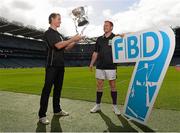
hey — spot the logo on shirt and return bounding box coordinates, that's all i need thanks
[111,27,175,124]
[108,39,113,46]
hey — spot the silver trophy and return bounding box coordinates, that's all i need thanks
[71,6,89,36]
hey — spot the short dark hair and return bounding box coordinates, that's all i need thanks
[104,20,114,27]
[48,13,60,24]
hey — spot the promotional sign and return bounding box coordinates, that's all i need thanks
[112,27,175,124]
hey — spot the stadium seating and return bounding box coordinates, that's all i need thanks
[0,27,180,68]
[0,33,95,68]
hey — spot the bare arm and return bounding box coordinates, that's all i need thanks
[89,52,98,72]
[65,42,76,51]
[54,35,82,49]
[54,38,74,49]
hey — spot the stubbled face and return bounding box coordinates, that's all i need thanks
[52,15,61,28]
[103,22,113,33]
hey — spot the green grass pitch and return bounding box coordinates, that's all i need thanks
[0,66,180,111]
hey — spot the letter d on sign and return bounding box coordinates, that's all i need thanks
[112,27,175,125]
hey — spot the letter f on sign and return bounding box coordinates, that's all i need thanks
[114,38,124,60]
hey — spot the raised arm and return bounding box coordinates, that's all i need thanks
[55,35,82,49]
[65,42,76,51]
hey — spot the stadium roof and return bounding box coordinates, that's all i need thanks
[0,17,44,41]
[0,16,97,44]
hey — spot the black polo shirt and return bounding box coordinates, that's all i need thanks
[94,33,117,70]
[44,27,65,68]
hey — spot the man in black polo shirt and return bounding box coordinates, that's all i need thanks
[38,13,82,124]
[89,20,120,115]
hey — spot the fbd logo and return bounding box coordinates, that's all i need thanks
[112,27,175,124]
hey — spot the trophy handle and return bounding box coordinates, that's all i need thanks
[81,24,88,35]
[80,5,89,35]
[73,18,79,34]
[84,5,88,19]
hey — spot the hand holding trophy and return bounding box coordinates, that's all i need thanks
[71,34,83,42]
[71,6,89,43]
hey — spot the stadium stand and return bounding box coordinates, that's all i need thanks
[172,27,180,65]
[0,16,180,68]
[0,33,46,68]
[0,33,95,68]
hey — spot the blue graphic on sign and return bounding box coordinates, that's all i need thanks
[112,27,175,124]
